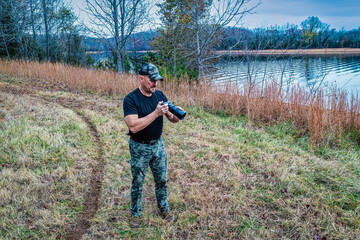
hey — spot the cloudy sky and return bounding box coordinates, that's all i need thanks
[241,0,360,30]
[71,0,360,30]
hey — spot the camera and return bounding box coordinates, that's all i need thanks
[163,101,186,120]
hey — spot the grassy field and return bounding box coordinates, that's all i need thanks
[0,72,359,239]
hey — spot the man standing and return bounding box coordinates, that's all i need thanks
[123,63,183,228]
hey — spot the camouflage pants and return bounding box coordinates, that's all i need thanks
[129,138,169,217]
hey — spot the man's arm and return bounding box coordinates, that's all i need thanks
[165,105,185,123]
[124,101,169,134]
[165,112,180,123]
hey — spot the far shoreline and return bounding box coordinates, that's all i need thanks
[215,48,360,57]
[87,48,360,57]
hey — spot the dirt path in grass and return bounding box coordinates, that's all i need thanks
[53,98,105,240]
[0,83,105,240]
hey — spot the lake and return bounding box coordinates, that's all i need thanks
[213,55,360,95]
[90,51,360,95]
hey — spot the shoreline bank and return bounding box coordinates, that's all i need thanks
[87,48,360,57]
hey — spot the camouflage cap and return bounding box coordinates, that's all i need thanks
[138,63,163,81]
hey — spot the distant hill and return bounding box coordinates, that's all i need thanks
[84,30,159,52]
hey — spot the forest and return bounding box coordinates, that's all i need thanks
[1,0,360,77]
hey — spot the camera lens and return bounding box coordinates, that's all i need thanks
[163,101,186,120]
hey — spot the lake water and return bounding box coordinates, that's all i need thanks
[90,51,360,95]
[213,56,360,95]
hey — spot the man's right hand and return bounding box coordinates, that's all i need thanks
[154,101,169,117]
[124,101,169,134]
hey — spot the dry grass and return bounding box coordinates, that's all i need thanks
[0,72,359,239]
[0,59,137,96]
[1,59,359,147]
[0,91,97,239]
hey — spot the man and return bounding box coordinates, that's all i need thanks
[123,63,183,228]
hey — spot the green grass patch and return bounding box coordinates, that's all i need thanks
[0,91,97,239]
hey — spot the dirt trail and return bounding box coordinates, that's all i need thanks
[0,84,105,240]
[55,99,105,240]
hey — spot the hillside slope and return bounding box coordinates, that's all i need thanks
[0,74,359,239]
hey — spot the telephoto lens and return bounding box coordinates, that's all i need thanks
[163,101,186,120]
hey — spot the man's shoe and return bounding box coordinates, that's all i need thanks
[129,216,141,228]
[161,211,175,221]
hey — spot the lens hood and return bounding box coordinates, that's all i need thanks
[163,101,186,120]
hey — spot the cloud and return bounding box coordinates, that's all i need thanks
[257,0,312,16]
[243,0,360,30]
[258,0,360,17]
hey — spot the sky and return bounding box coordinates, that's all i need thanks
[241,0,360,30]
[71,0,360,31]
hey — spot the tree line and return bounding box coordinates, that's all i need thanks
[220,17,360,50]
[0,0,259,78]
[0,0,91,66]
[1,0,359,80]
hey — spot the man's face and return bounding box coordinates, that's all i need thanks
[140,75,158,94]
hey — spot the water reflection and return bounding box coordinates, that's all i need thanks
[214,56,360,94]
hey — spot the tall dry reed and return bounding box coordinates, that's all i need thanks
[1,59,359,146]
[0,59,138,96]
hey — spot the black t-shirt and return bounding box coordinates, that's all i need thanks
[123,88,168,142]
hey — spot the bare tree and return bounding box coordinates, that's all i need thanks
[29,0,42,59]
[155,0,260,80]
[84,0,148,72]
[0,0,13,59]
[57,6,84,64]
[1,0,45,59]
[0,0,32,59]
[0,25,11,59]
[39,0,70,62]
[40,0,51,60]
[196,0,259,77]
[0,0,88,64]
